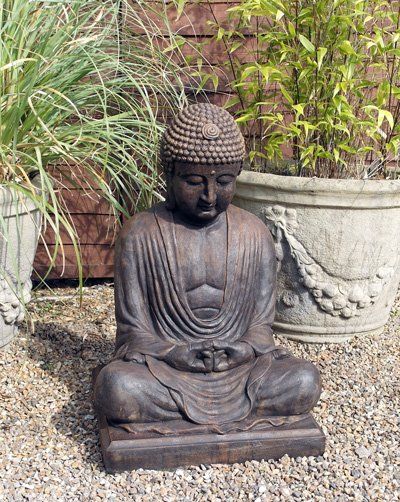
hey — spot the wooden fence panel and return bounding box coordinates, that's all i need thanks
[33,184,118,280]
[31,1,288,280]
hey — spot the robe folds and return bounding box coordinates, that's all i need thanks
[114,203,278,425]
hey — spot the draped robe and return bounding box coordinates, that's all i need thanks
[114,203,279,425]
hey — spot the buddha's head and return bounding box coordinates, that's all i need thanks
[160,103,246,224]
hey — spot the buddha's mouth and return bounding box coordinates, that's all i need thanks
[198,203,215,211]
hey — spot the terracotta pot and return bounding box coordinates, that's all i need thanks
[0,177,42,348]
[234,170,400,343]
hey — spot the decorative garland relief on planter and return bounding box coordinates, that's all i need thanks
[0,271,32,325]
[262,205,396,319]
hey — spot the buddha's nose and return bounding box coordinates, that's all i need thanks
[201,181,217,205]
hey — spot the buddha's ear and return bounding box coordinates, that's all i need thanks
[238,161,243,175]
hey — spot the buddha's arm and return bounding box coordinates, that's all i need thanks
[114,225,175,359]
[241,228,277,355]
[114,224,215,372]
[210,225,277,372]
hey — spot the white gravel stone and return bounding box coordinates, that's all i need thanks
[355,446,372,459]
[0,284,399,501]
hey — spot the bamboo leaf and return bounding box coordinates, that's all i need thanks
[236,112,255,123]
[292,104,305,116]
[298,35,315,53]
[241,65,259,79]
[287,21,296,38]
[378,109,394,129]
[279,84,294,105]
[317,47,327,70]
[339,40,356,55]
[217,27,225,41]
[229,41,242,53]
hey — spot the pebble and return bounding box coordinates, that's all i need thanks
[355,446,372,459]
[258,484,266,494]
[0,284,398,501]
[351,469,362,479]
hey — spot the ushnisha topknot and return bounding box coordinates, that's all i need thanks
[160,103,246,173]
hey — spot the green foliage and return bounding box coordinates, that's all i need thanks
[182,0,400,178]
[0,0,186,283]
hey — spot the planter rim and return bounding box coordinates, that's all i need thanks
[236,170,400,208]
[0,175,42,214]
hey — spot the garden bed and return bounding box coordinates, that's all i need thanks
[0,284,398,500]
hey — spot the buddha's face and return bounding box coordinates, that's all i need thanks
[169,162,242,224]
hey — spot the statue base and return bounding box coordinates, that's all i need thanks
[95,412,325,472]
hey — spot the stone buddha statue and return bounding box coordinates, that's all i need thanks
[94,103,321,436]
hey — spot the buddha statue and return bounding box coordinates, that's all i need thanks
[94,103,321,438]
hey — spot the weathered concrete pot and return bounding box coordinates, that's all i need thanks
[0,179,42,348]
[234,171,400,343]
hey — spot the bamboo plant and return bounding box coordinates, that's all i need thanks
[183,0,400,178]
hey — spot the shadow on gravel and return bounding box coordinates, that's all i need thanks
[26,322,114,470]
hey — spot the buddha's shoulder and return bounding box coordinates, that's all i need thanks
[118,204,162,242]
[228,205,271,236]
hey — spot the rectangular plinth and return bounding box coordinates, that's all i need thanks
[97,413,325,472]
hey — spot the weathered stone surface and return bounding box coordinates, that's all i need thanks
[94,104,323,469]
[234,171,400,342]
[0,177,42,347]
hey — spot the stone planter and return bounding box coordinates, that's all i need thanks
[0,178,42,348]
[234,171,400,343]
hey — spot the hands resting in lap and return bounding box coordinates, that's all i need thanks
[164,340,255,372]
[113,340,257,372]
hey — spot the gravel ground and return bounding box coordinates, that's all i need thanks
[0,283,399,501]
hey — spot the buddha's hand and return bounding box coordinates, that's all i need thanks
[112,343,145,364]
[212,341,255,372]
[163,341,214,373]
